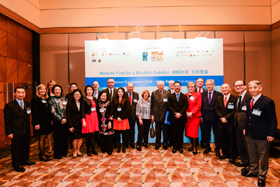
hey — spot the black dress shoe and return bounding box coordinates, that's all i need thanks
[136,146,141,151]
[193,151,197,155]
[241,166,250,176]
[215,151,221,158]
[244,173,258,178]
[258,178,265,187]
[117,148,121,153]
[155,145,160,150]
[39,155,52,161]
[234,162,246,167]
[179,149,184,154]
[91,150,98,155]
[203,149,210,154]
[143,143,148,148]
[122,148,126,153]
[188,147,193,151]
[172,148,177,153]
[163,145,168,150]
[108,152,112,155]
[14,165,25,172]
[130,144,135,149]
[219,155,225,159]
[22,160,36,166]
[229,158,235,164]
[200,143,205,149]
[54,155,62,159]
[87,152,91,156]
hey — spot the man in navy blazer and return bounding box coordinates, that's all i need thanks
[201,79,222,157]
[243,80,277,187]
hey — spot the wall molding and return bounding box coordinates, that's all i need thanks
[272,20,280,30]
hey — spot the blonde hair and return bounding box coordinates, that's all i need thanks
[187,82,196,88]
[47,80,57,92]
[36,84,49,98]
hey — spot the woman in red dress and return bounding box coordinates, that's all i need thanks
[113,87,130,153]
[185,82,202,155]
[81,85,99,156]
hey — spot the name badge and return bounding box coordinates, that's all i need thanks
[133,99,138,103]
[227,104,234,109]
[241,105,247,111]
[42,100,47,103]
[91,107,96,112]
[27,109,31,115]
[117,107,122,112]
[189,96,195,101]
[147,102,150,106]
[163,98,168,102]
[63,101,67,105]
[99,108,105,113]
[252,109,262,116]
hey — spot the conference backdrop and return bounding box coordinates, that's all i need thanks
[85,39,223,143]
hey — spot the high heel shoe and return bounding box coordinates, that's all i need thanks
[136,146,141,151]
[193,151,197,155]
[117,148,121,153]
[39,154,52,161]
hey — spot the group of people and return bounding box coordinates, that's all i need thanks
[4,78,277,187]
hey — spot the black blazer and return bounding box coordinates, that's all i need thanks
[151,89,170,122]
[245,95,277,140]
[201,90,222,121]
[113,98,130,120]
[81,97,98,118]
[65,92,73,101]
[215,94,237,130]
[234,91,251,131]
[66,99,82,128]
[4,100,31,136]
[93,91,101,100]
[103,88,118,103]
[124,91,139,121]
[167,92,188,123]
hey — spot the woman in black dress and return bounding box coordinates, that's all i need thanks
[31,84,52,161]
[98,90,114,155]
[66,89,84,158]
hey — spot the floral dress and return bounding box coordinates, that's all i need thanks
[98,101,114,135]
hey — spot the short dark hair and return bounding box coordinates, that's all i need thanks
[52,85,63,96]
[70,83,78,87]
[84,85,94,96]
[98,90,108,102]
[72,89,83,101]
[14,86,25,93]
[174,81,181,86]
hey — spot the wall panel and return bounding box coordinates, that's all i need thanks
[156,32,185,39]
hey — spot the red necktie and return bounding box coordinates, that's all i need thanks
[199,89,201,94]
[129,94,132,105]
[224,96,227,107]
[250,99,254,110]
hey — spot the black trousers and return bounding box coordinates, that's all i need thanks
[11,131,30,167]
[116,130,127,148]
[53,120,69,157]
[126,117,136,146]
[155,122,168,146]
[137,119,151,146]
[236,126,249,165]
[171,121,185,150]
[199,120,205,145]
[101,134,113,153]
[204,120,221,151]
[218,123,237,159]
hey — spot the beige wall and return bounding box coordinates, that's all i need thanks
[272,0,280,23]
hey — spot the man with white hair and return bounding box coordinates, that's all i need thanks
[151,81,170,150]
[242,80,277,187]
[92,81,100,99]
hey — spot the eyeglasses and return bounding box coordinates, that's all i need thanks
[234,84,244,88]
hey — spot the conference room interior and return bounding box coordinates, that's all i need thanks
[1,1,280,186]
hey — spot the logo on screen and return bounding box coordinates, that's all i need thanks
[151,51,163,61]
[98,59,101,62]
[92,59,96,62]
[142,52,148,62]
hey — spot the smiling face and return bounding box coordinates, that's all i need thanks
[86,87,93,96]
[249,82,262,97]
[127,83,134,93]
[107,79,115,89]
[118,89,124,98]
[15,88,26,101]
[206,80,214,91]
[221,84,231,95]
[73,91,81,101]
[100,92,107,102]
[157,82,164,92]
[54,86,62,97]
[196,78,204,88]
[174,83,181,93]
[234,80,246,94]
[39,86,47,97]
[70,84,78,92]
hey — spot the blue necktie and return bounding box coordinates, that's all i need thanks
[208,92,212,105]
[176,93,179,102]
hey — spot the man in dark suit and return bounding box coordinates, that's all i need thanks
[93,81,101,100]
[195,78,207,148]
[243,80,277,187]
[65,83,78,101]
[124,83,139,148]
[151,81,170,150]
[215,83,237,162]
[167,81,188,154]
[201,79,222,157]
[166,80,175,147]
[4,87,36,172]
[233,80,251,171]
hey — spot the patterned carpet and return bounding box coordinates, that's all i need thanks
[1,142,280,187]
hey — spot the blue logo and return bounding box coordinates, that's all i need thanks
[142,52,148,62]
[92,59,96,62]
[176,54,179,57]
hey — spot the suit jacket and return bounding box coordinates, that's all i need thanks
[103,88,118,103]
[93,91,101,100]
[124,91,139,121]
[167,92,188,123]
[234,91,251,131]
[186,92,202,118]
[113,98,130,120]
[201,90,222,121]
[4,100,31,136]
[151,89,170,122]
[195,87,207,93]
[66,99,82,128]
[215,94,237,130]
[245,95,277,140]
[65,92,73,101]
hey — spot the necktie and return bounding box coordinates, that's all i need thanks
[176,93,179,102]
[250,98,254,110]
[20,101,24,110]
[160,92,163,98]
[94,92,97,99]
[224,96,227,107]
[199,89,201,94]
[238,96,242,110]
[208,92,212,105]
[129,93,132,105]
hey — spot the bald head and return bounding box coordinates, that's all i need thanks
[127,83,134,93]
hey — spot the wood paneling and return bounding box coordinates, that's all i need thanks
[0,29,7,57]
[18,49,32,63]
[7,58,17,83]
[0,56,7,82]
[6,19,17,35]
[18,26,32,42]
[0,14,6,31]
[18,37,32,53]
[0,134,10,148]
[17,61,32,83]
[7,33,17,59]
[0,85,5,110]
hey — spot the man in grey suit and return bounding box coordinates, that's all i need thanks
[233,80,251,171]
[151,81,170,150]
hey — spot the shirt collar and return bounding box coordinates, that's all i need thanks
[208,90,214,94]
[252,93,262,102]
[15,98,23,106]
